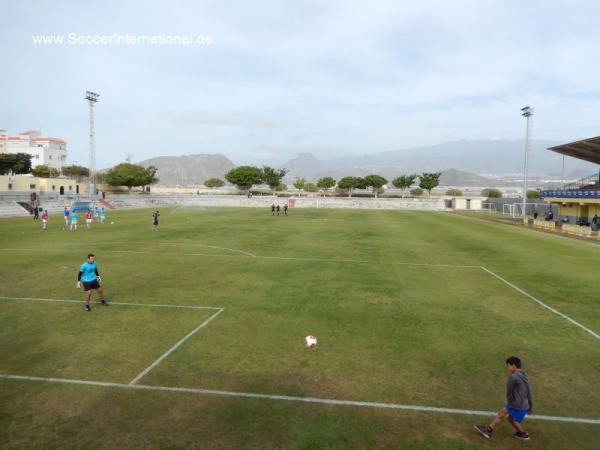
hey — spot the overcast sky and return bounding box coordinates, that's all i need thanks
[1,0,599,167]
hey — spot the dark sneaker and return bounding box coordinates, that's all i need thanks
[85,304,91,312]
[513,431,530,441]
[474,424,492,439]
[100,299,109,306]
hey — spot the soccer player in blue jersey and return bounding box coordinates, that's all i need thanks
[77,253,108,311]
[70,210,78,231]
[61,206,70,231]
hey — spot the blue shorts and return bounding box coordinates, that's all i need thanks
[506,404,528,423]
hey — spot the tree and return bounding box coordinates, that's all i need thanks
[354,177,368,190]
[61,165,90,180]
[32,165,60,178]
[293,177,306,191]
[391,174,417,196]
[527,190,540,199]
[224,166,263,192]
[418,172,441,196]
[446,188,463,196]
[0,153,32,175]
[204,178,225,188]
[338,176,360,197]
[410,187,424,197]
[261,166,289,191]
[105,163,158,193]
[364,174,387,197]
[304,182,318,192]
[316,177,336,192]
[481,188,502,198]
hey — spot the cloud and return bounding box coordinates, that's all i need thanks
[0,0,599,168]
[168,111,287,129]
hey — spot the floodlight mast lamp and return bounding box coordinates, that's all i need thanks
[85,91,99,195]
[521,106,533,218]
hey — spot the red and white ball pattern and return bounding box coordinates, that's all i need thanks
[305,335,317,349]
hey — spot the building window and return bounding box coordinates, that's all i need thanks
[35,154,39,159]
[69,186,72,190]
[8,183,12,190]
[52,185,56,191]
[49,155,52,160]
[30,184,36,189]
[38,144,43,147]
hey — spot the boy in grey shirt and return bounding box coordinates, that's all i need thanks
[475,356,532,441]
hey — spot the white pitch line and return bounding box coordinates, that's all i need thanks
[128,308,224,385]
[481,267,600,340]
[159,242,257,258]
[105,249,478,268]
[1,374,599,425]
[0,296,222,311]
[0,247,478,268]
[256,254,480,268]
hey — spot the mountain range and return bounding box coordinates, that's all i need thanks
[137,154,235,185]
[131,139,597,186]
[280,139,597,181]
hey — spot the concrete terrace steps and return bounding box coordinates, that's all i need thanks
[0,202,31,217]
[91,195,448,211]
[1,195,448,217]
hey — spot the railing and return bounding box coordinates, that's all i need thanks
[540,190,600,199]
[0,192,91,202]
[563,172,599,191]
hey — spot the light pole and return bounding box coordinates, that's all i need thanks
[521,106,533,218]
[85,91,99,196]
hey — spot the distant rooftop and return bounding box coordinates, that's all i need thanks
[548,136,600,165]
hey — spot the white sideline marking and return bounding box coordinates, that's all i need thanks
[1,374,599,425]
[159,242,256,257]
[0,296,221,311]
[128,308,224,385]
[481,267,600,340]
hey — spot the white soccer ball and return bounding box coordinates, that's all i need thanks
[305,335,317,349]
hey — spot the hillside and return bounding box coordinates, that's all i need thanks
[281,139,597,179]
[137,154,235,185]
[439,169,493,187]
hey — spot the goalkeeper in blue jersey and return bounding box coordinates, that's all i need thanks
[77,253,108,311]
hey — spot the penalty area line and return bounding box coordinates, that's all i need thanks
[128,308,224,385]
[1,374,599,425]
[0,296,222,311]
[108,249,479,268]
[159,242,257,258]
[480,267,600,341]
[0,248,478,268]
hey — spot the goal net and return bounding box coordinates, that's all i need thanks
[502,203,547,218]
[481,203,497,213]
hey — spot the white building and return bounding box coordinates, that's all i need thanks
[0,130,67,169]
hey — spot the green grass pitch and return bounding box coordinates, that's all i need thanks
[1,207,599,449]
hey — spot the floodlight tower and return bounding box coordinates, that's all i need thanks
[85,91,100,195]
[521,106,534,218]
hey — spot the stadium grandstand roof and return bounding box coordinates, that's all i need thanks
[548,136,600,165]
